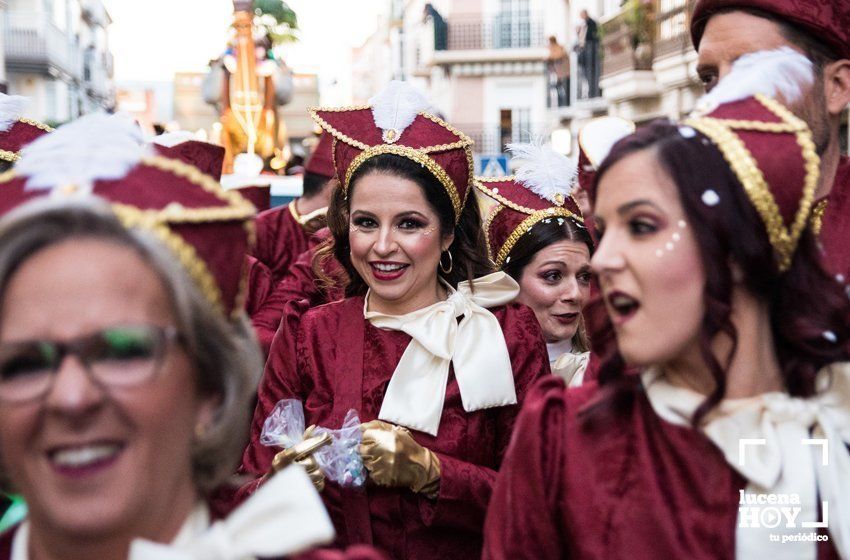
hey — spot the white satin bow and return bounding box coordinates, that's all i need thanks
[128,465,335,560]
[643,364,850,560]
[365,271,520,436]
[552,351,590,387]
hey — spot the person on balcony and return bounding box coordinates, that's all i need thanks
[574,9,601,99]
[547,37,571,107]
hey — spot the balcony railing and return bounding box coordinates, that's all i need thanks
[5,12,81,78]
[442,12,546,51]
[654,0,696,59]
[455,123,548,155]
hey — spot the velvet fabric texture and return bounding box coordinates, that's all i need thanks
[482,376,841,559]
[245,255,274,317]
[251,203,314,283]
[0,121,50,161]
[250,228,344,354]
[691,0,850,61]
[242,295,550,560]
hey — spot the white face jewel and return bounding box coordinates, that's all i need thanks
[702,189,721,207]
[678,126,697,139]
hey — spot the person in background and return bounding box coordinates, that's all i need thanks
[483,53,850,559]
[0,113,383,560]
[476,142,594,385]
[241,81,550,560]
[690,0,850,298]
[547,36,571,107]
[251,132,336,283]
[575,9,601,98]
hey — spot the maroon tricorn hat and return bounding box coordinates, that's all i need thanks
[0,114,256,318]
[309,81,474,223]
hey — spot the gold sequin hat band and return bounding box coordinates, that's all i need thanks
[684,94,820,272]
[309,105,475,223]
[474,176,584,268]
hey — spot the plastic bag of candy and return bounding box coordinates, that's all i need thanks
[261,399,366,488]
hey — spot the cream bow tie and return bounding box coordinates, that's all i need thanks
[128,465,335,560]
[552,351,589,387]
[643,364,850,560]
[365,271,520,436]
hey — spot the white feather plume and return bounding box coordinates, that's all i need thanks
[17,112,148,192]
[695,47,813,111]
[507,142,578,204]
[369,80,431,143]
[0,94,28,132]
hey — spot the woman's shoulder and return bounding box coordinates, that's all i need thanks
[300,295,365,325]
[490,301,539,329]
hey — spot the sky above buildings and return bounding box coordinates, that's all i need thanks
[102,0,387,101]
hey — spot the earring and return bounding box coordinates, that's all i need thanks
[194,422,208,440]
[439,250,453,274]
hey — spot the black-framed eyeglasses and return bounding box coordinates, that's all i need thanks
[0,325,180,404]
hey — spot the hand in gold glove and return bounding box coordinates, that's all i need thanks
[269,425,332,492]
[359,420,441,498]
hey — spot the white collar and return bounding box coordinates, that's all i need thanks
[11,504,210,560]
[642,364,850,560]
[546,339,573,363]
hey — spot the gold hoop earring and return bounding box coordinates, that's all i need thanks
[439,250,453,274]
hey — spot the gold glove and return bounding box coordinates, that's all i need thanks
[269,425,332,492]
[359,420,441,498]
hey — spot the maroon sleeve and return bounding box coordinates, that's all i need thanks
[482,376,570,560]
[251,247,323,354]
[290,545,389,560]
[241,299,315,476]
[245,257,275,343]
[420,304,551,533]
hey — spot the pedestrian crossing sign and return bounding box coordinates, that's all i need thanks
[479,154,509,177]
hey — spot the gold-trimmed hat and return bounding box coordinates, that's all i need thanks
[309,81,474,222]
[475,143,584,268]
[0,94,52,164]
[0,113,256,318]
[685,94,818,272]
[683,48,821,272]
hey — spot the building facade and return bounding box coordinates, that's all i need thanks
[4,0,114,124]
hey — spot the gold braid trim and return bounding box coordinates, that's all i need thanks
[811,199,828,237]
[111,205,225,317]
[344,144,463,222]
[308,105,474,153]
[18,118,53,132]
[0,149,19,163]
[684,94,819,272]
[495,208,582,268]
[482,203,504,267]
[141,155,256,223]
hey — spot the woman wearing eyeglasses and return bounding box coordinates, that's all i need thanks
[0,115,383,560]
[241,82,550,559]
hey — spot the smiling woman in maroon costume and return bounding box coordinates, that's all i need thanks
[483,52,850,560]
[241,81,550,559]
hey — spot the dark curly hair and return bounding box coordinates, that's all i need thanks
[585,120,850,425]
[315,153,491,296]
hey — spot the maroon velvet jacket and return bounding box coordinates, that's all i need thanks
[483,376,840,559]
[251,204,314,284]
[251,229,344,353]
[242,295,551,560]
